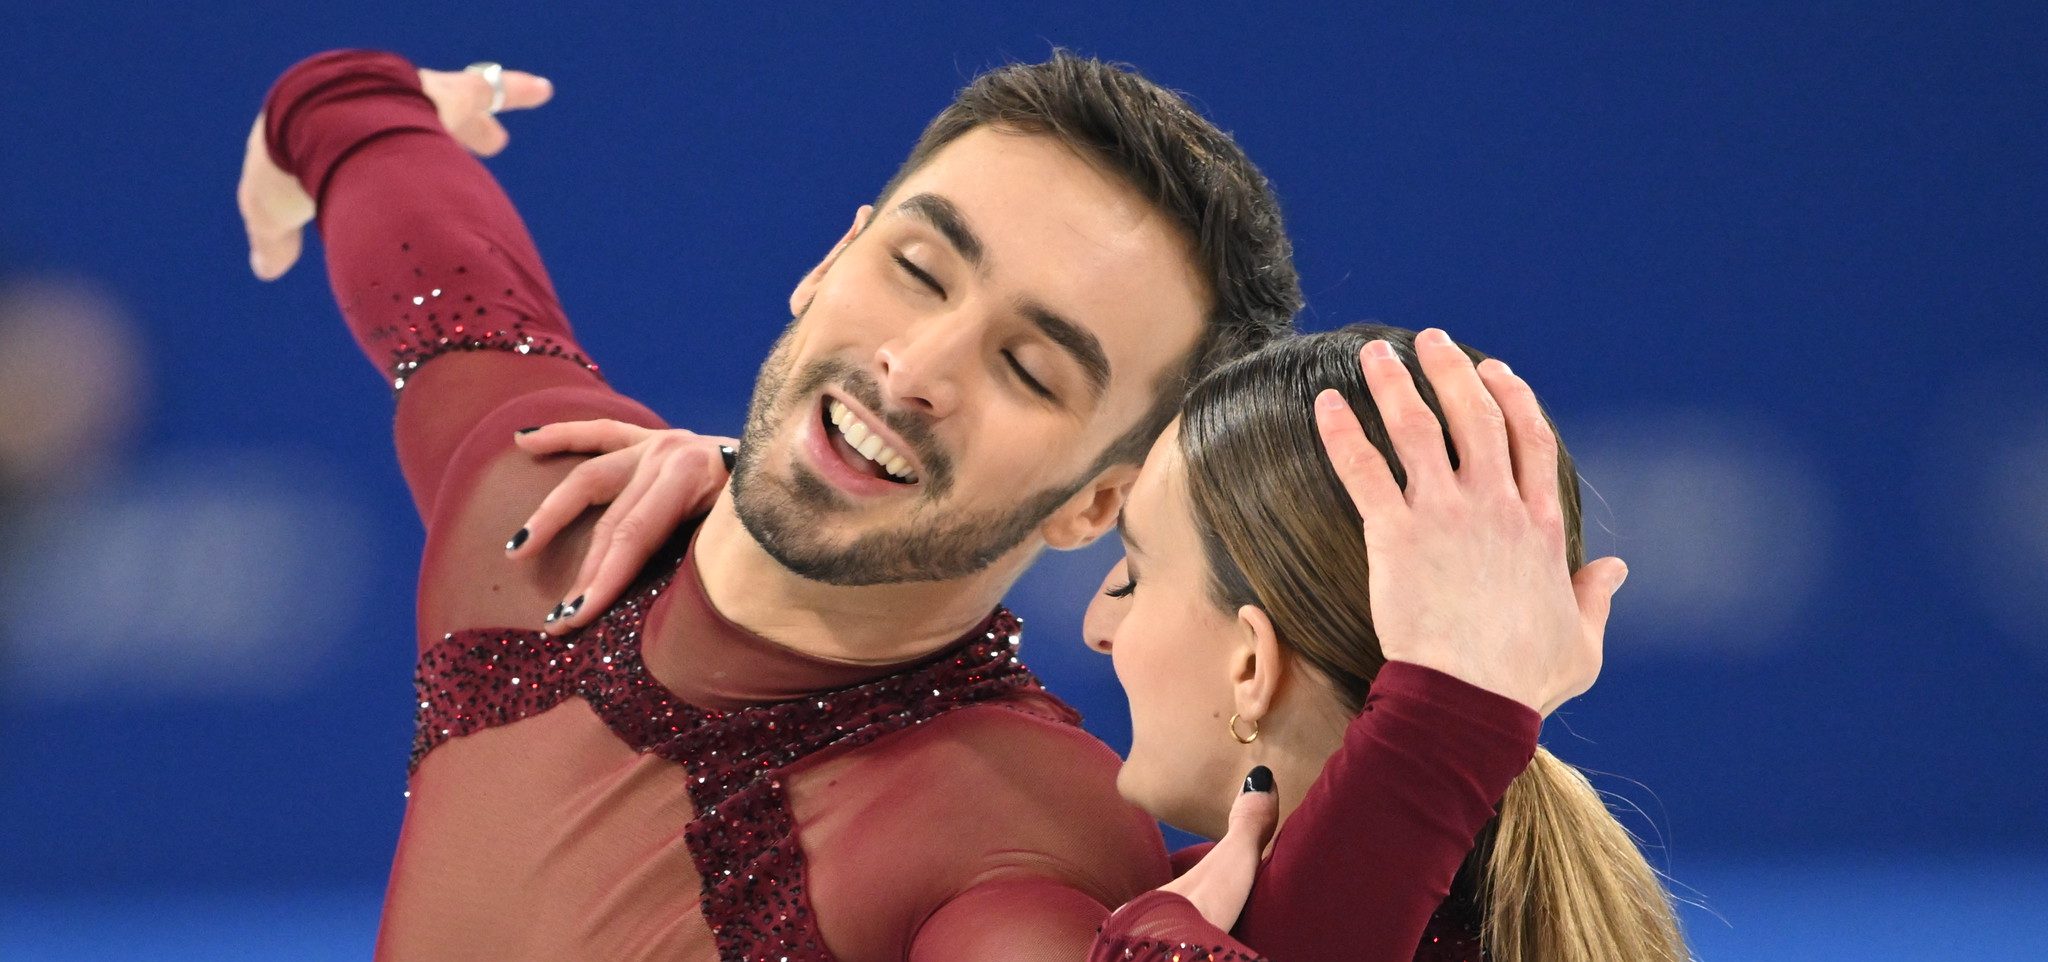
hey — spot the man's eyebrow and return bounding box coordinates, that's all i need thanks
[1019,300,1112,401]
[897,193,985,268]
[897,192,1111,401]
[1116,507,1143,556]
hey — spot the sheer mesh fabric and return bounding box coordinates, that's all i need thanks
[266,49,1540,962]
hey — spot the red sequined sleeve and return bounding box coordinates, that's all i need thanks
[1231,661,1540,961]
[261,49,645,524]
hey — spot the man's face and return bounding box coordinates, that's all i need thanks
[731,127,1210,586]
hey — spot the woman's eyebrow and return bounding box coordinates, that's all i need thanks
[1116,506,1145,556]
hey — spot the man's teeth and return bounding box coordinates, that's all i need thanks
[828,399,917,481]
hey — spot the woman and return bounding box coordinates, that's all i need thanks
[518,324,1690,961]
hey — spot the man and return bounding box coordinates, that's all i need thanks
[240,49,1301,959]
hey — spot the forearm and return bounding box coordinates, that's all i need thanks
[260,50,608,517]
[1233,661,1539,961]
[262,49,596,392]
[1093,891,1263,962]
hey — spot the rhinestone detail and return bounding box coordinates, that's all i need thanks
[411,540,1039,960]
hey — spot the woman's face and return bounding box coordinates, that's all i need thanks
[1081,421,1251,840]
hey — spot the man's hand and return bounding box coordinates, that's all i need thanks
[239,63,554,281]
[1313,329,1623,717]
[1156,767,1280,930]
[507,421,738,633]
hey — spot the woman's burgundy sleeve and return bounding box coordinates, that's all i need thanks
[1232,661,1540,961]
[260,49,622,521]
[1091,891,1265,962]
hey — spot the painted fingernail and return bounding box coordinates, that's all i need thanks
[1367,340,1397,360]
[1243,765,1274,794]
[515,426,541,435]
[719,445,736,471]
[506,527,529,551]
[544,604,563,624]
[561,595,585,619]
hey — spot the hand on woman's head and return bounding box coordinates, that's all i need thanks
[1313,329,1622,716]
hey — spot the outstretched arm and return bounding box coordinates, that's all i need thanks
[244,50,668,641]
[246,49,644,521]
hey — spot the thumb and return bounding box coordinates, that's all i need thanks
[249,228,303,282]
[1222,766,1280,855]
[1571,556,1628,635]
[1158,765,1280,930]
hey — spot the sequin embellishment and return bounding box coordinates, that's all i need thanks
[411,539,1041,961]
[348,243,601,393]
[1095,937,1265,961]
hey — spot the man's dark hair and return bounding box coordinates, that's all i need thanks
[876,51,1302,470]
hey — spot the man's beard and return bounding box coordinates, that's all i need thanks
[728,322,1088,587]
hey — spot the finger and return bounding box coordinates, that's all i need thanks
[1413,328,1512,493]
[496,70,554,112]
[1558,556,1625,713]
[554,449,719,632]
[513,419,661,457]
[1185,768,1281,930]
[246,223,303,282]
[509,448,638,558]
[1356,339,1455,498]
[1314,388,1405,534]
[547,447,673,633]
[456,112,510,157]
[1477,360,1565,526]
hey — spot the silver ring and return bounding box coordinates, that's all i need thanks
[465,61,507,114]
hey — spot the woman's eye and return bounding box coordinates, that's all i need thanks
[1004,350,1055,400]
[1103,578,1135,599]
[891,253,945,298]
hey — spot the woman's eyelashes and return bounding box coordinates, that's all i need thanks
[1104,577,1136,599]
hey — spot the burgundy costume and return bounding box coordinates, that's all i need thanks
[263,50,1541,962]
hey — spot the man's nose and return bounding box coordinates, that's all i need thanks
[873,317,976,418]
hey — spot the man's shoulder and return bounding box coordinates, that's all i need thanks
[882,688,1120,775]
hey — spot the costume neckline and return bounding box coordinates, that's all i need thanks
[642,522,1010,712]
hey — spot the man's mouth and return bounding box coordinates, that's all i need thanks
[820,397,920,485]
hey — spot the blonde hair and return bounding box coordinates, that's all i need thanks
[1179,324,1688,962]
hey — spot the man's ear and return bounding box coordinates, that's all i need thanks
[1039,462,1139,551]
[1230,605,1285,726]
[789,205,874,317]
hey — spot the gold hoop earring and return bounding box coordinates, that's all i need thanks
[1228,713,1259,745]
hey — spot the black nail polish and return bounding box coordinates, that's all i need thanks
[506,527,529,551]
[516,426,541,435]
[1242,765,1274,794]
[544,604,562,624]
[562,595,585,618]
[719,445,737,471]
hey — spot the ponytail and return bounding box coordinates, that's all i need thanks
[1480,748,1689,962]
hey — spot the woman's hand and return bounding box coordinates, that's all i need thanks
[239,61,553,280]
[1313,329,1624,717]
[1155,767,1280,930]
[505,421,737,634]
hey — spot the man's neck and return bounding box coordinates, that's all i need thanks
[691,488,1032,666]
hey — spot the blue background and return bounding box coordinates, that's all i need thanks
[2,2,2043,958]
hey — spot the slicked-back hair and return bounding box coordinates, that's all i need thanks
[875,51,1302,470]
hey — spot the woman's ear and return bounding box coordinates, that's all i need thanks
[788,205,874,317]
[1039,462,1139,551]
[1230,604,1285,724]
